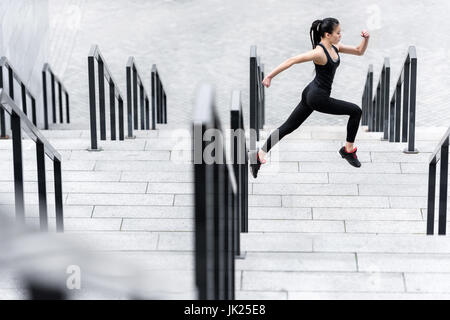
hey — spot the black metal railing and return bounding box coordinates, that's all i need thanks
[126,57,151,138]
[249,46,265,149]
[0,89,64,232]
[151,64,167,127]
[0,57,38,138]
[426,126,449,235]
[362,47,418,153]
[230,90,249,240]
[361,64,373,128]
[367,58,391,140]
[389,46,418,153]
[193,84,239,300]
[88,45,125,150]
[42,63,70,129]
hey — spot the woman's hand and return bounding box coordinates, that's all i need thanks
[262,76,272,88]
[361,29,370,39]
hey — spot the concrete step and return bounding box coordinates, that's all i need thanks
[1,125,449,299]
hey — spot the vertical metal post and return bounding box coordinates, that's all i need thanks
[395,84,401,142]
[231,187,236,300]
[163,91,167,124]
[242,136,248,233]
[118,98,124,141]
[88,55,98,150]
[140,83,145,130]
[438,140,449,235]
[389,96,395,142]
[230,105,241,257]
[58,82,63,123]
[8,66,14,100]
[36,141,48,232]
[126,65,133,137]
[11,111,25,223]
[65,92,70,124]
[109,81,116,140]
[0,67,5,138]
[21,84,27,116]
[151,69,156,130]
[383,64,390,140]
[222,165,229,300]
[31,98,37,126]
[157,73,162,124]
[42,71,49,129]
[215,159,225,300]
[368,70,373,131]
[53,159,64,232]
[376,84,381,132]
[51,73,56,123]
[259,64,266,129]
[145,98,150,130]
[194,123,207,300]
[380,72,385,133]
[407,54,417,153]
[362,89,366,126]
[133,67,138,129]
[370,96,376,132]
[402,61,410,143]
[98,59,106,141]
[427,159,437,235]
[250,46,258,148]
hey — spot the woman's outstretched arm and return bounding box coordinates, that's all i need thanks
[337,29,370,56]
[262,49,319,87]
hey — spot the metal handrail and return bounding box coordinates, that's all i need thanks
[126,57,151,138]
[0,56,38,138]
[426,126,450,235]
[230,90,249,238]
[0,89,64,232]
[431,127,450,163]
[88,45,125,150]
[151,64,167,127]
[361,64,373,127]
[249,45,265,150]
[390,46,418,153]
[42,63,70,129]
[364,58,390,135]
[193,83,239,300]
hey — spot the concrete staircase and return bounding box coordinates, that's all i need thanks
[0,123,449,299]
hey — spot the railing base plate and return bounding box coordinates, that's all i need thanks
[87,147,103,152]
[0,135,10,140]
[126,135,136,140]
[235,251,247,260]
[403,148,419,154]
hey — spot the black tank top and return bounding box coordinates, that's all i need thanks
[313,43,340,93]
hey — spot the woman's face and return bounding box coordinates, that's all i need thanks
[326,24,342,44]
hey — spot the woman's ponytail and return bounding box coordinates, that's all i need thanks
[309,18,340,49]
[310,19,322,49]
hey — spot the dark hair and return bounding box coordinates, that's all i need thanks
[310,18,340,49]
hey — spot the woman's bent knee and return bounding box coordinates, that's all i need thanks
[351,104,362,118]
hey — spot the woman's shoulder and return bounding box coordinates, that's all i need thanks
[313,45,328,66]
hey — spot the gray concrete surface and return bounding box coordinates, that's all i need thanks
[47,0,450,129]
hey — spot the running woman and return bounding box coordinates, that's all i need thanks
[251,17,370,178]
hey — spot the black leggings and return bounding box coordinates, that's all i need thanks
[262,81,362,153]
